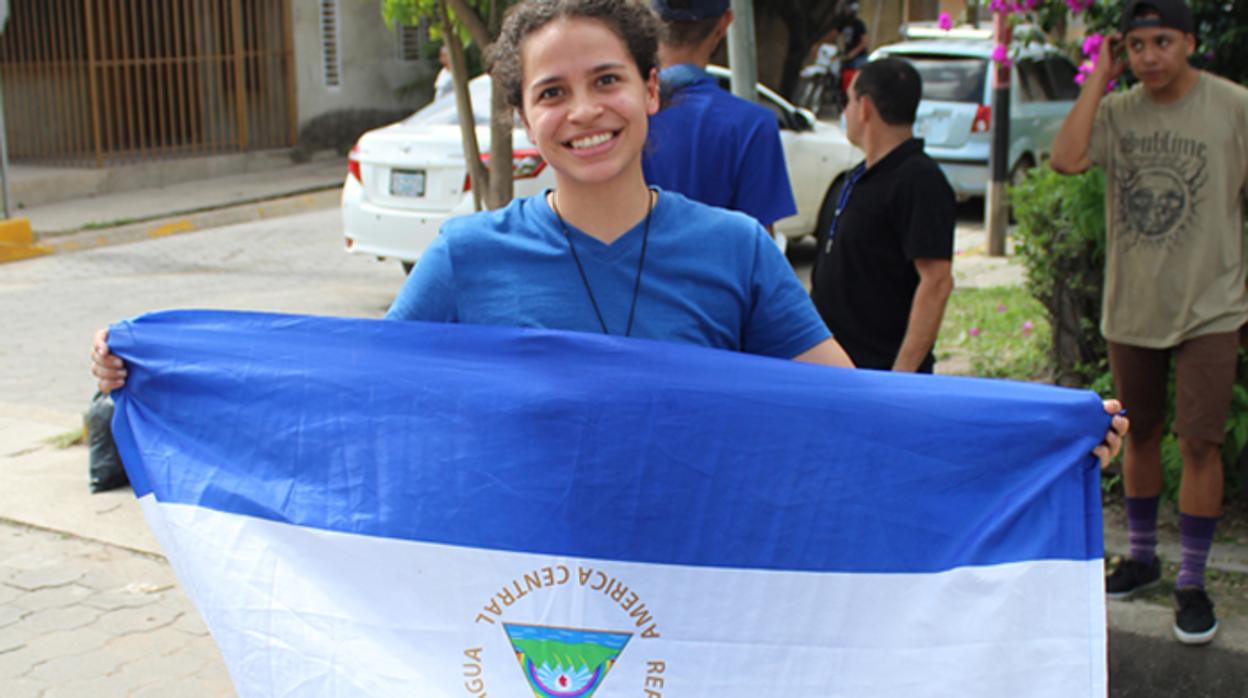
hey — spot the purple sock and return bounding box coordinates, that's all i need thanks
[1176,513,1219,589]
[1125,496,1159,564]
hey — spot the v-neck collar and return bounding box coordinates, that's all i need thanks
[538,189,661,260]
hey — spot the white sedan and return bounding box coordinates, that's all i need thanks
[342,67,861,272]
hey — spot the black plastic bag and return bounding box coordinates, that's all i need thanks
[85,391,129,493]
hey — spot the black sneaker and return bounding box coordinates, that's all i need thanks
[1105,557,1160,599]
[1173,587,1218,645]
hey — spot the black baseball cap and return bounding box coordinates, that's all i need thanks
[651,0,730,21]
[1121,0,1194,35]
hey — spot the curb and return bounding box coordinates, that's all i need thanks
[0,217,54,263]
[10,187,342,262]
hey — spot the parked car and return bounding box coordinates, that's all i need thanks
[342,66,861,272]
[871,31,1081,200]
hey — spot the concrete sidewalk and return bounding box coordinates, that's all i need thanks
[2,150,345,263]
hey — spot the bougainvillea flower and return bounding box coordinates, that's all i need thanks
[1082,34,1104,58]
[991,43,1012,69]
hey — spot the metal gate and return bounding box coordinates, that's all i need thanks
[0,0,295,166]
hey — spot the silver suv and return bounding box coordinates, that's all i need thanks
[872,34,1081,200]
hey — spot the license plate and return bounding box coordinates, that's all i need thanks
[390,170,426,198]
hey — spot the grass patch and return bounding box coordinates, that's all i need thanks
[937,286,1050,380]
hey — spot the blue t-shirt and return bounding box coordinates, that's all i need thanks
[642,65,797,228]
[386,190,830,359]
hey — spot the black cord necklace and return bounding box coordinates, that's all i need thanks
[550,188,654,337]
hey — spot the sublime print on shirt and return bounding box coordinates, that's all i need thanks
[1112,129,1208,250]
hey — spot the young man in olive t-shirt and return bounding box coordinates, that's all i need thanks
[1052,0,1248,646]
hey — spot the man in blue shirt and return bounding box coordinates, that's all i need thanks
[643,0,796,233]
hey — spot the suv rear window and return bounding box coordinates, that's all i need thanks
[894,55,988,104]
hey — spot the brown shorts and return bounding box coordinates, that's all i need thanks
[1108,332,1240,444]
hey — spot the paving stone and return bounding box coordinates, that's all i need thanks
[171,609,211,636]
[6,566,84,591]
[0,602,30,628]
[20,627,111,663]
[0,644,37,679]
[182,635,229,666]
[94,604,182,636]
[189,655,233,686]
[27,646,134,683]
[0,549,63,573]
[75,566,125,592]
[82,585,166,612]
[0,612,40,647]
[102,627,190,664]
[10,583,94,612]
[3,677,50,698]
[75,550,170,591]
[110,649,211,691]
[0,580,22,604]
[130,673,235,697]
[0,636,24,654]
[17,604,104,634]
[44,675,151,698]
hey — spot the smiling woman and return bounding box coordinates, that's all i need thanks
[377,0,853,366]
[91,0,853,396]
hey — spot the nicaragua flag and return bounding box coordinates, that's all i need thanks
[109,310,1110,697]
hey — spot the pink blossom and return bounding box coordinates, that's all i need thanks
[991,43,1012,69]
[990,0,1009,13]
[938,12,953,31]
[969,327,982,338]
[996,304,1007,313]
[1082,33,1105,58]
[1074,60,1117,93]
[1022,320,1035,335]
[1023,0,1039,9]
[1074,60,1095,85]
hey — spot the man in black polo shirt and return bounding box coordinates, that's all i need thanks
[811,57,955,372]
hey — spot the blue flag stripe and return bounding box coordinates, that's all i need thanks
[110,310,1106,574]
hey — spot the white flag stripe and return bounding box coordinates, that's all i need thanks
[143,497,1106,697]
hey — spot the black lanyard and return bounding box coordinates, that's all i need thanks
[551,190,654,337]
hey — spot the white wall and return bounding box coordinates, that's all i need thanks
[291,0,435,127]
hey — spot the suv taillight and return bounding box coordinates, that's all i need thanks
[347,144,362,183]
[466,149,547,192]
[971,105,991,134]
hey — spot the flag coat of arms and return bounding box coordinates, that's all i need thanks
[109,310,1110,697]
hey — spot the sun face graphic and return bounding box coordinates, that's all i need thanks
[1124,169,1188,238]
[1114,141,1207,250]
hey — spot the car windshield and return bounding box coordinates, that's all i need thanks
[403,76,492,126]
[900,55,988,104]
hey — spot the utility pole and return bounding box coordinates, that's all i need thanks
[726,0,758,103]
[985,11,1011,257]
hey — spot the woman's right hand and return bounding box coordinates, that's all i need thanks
[91,328,127,393]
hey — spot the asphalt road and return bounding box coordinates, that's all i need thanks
[1,208,404,422]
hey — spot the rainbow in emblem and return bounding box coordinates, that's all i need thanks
[503,623,632,698]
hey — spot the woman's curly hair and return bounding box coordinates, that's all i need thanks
[488,0,663,110]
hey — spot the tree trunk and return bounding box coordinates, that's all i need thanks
[439,0,488,211]
[485,74,514,210]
